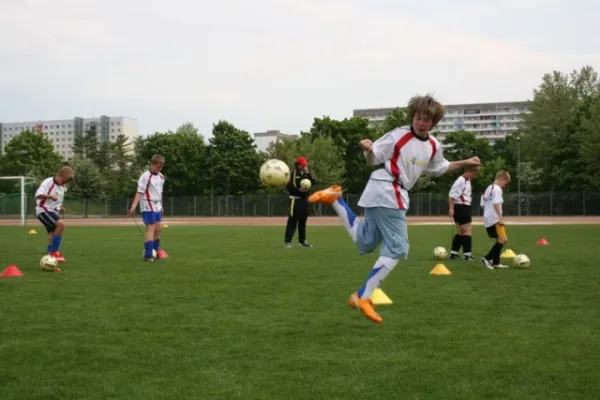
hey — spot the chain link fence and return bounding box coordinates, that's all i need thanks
[1,191,599,219]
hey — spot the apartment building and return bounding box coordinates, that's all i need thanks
[0,115,139,160]
[353,101,530,145]
[253,129,299,152]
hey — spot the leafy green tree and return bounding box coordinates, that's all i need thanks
[519,65,600,191]
[377,107,410,137]
[110,135,138,197]
[137,129,207,196]
[207,120,262,195]
[435,130,494,193]
[69,158,107,217]
[94,141,113,175]
[266,134,344,189]
[71,125,100,160]
[0,130,63,180]
[306,116,376,194]
[574,96,600,190]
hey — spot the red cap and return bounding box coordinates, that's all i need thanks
[296,156,307,166]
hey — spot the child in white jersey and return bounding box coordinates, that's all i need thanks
[129,154,167,262]
[448,166,480,260]
[480,170,511,270]
[309,94,481,324]
[35,166,75,264]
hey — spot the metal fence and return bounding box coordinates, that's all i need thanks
[1,191,599,219]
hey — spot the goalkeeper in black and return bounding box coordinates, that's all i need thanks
[284,156,315,248]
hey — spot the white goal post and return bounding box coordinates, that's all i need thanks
[0,176,36,226]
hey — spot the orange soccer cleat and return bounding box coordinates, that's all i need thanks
[308,185,343,205]
[348,292,382,324]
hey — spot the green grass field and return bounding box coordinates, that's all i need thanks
[1,224,599,400]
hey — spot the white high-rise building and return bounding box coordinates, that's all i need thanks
[253,129,299,152]
[0,115,139,160]
[353,101,530,145]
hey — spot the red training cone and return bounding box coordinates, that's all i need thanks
[536,238,549,245]
[157,249,169,259]
[0,265,24,278]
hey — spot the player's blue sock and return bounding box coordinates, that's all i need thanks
[144,241,154,258]
[153,239,160,252]
[357,256,398,299]
[332,198,359,242]
[50,235,62,253]
[47,244,52,253]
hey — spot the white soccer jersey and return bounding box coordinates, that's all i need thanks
[480,183,503,227]
[449,176,472,205]
[358,126,450,210]
[137,171,165,213]
[35,177,65,216]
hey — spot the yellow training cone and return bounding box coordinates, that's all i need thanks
[501,249,516,258]
[371,288,393,305]
[430,263,452,275]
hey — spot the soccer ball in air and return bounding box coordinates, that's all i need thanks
[433,246,448,261]
[300,178,312,190]
[512,254,531,268]
[40,255,58,271]
[260,159,290,187]
[142,249,158,259]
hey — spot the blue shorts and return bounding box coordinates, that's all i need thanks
[356,207,409,260]
[142,211,162,225]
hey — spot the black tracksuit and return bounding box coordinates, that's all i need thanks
[284,167,315,244]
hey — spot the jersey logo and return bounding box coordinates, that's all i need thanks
[403,136,438,168]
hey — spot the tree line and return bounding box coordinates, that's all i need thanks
[1,65,599,200]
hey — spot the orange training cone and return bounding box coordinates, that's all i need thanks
[536,238,549,245]
[0,265,24,278]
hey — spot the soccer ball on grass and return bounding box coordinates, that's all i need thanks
[260,159,290,187]
[512,254,531,268]
[433,246,448,261]
[40,255,58,271]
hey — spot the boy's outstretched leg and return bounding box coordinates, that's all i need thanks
[308,185,359,242]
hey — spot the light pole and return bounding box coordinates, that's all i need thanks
[516,135,521,216]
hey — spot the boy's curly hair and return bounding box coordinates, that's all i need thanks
[407,94,445,127]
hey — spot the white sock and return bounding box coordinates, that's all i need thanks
[357,256,399,299]
[332,198,359,243]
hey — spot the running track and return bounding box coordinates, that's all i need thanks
[1,216,599,226]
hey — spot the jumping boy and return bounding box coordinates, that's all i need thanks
[35,166,75,263]
[480,170,511,270]
[448,166,479,260]
[129,154,167,262]
[308,94,481,324]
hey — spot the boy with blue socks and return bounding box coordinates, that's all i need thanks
[129,154,168,262]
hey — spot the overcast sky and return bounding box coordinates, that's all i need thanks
[1,0,599,138]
